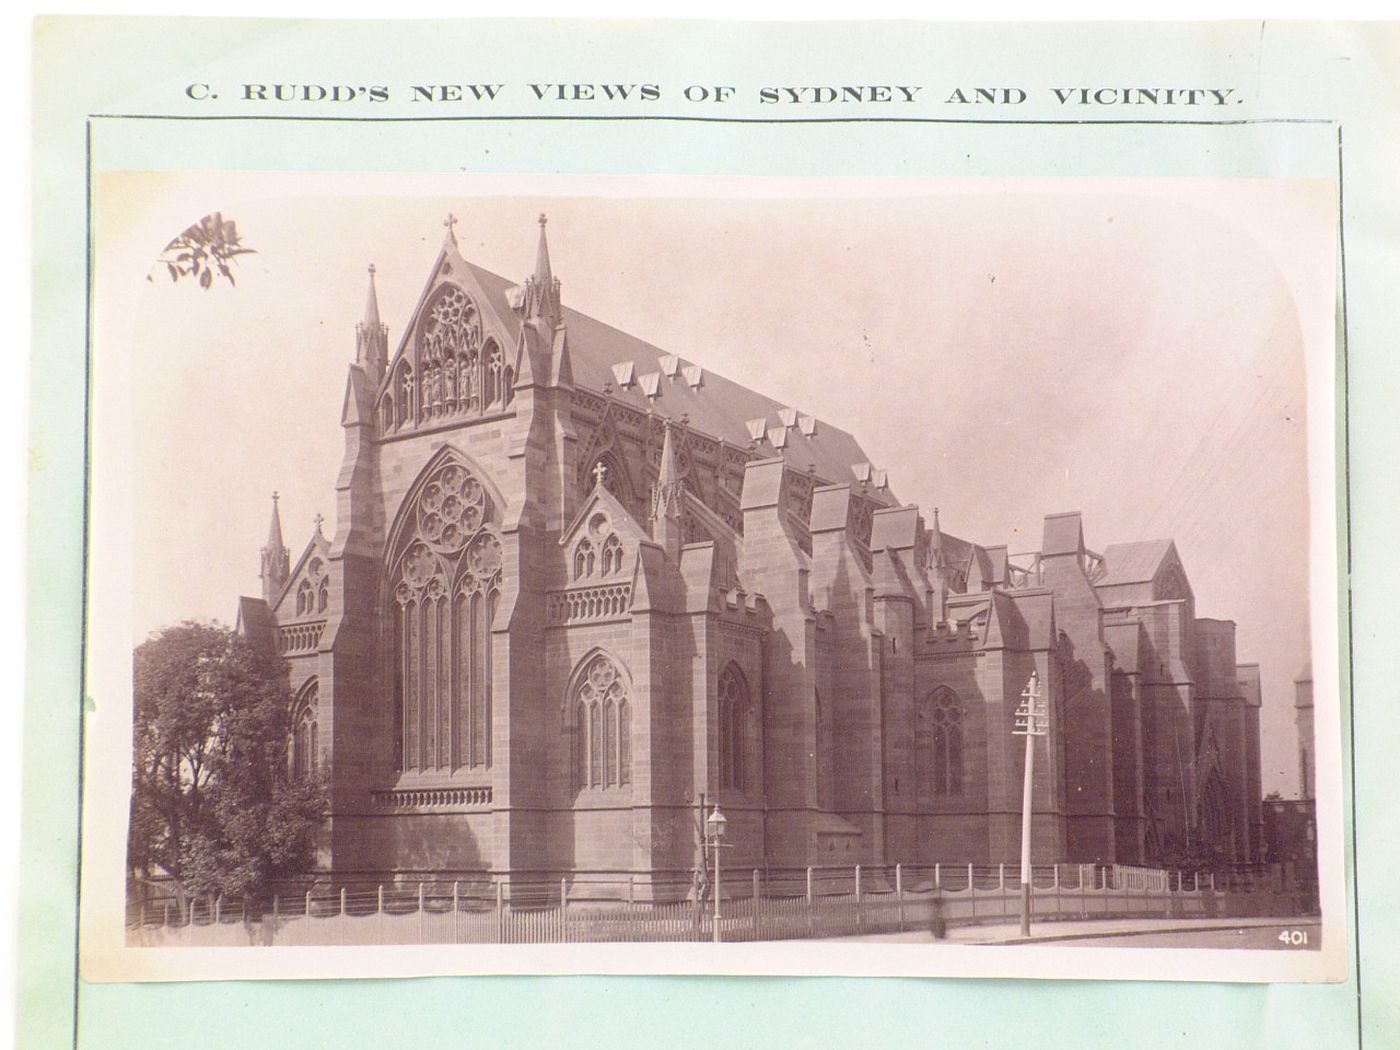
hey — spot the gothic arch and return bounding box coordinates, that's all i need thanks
[385,447,505,773]
[290,678,319,782]
[916,686,964,798]
[566,650,633,792]
[405,283,514,425]
[384,445,507,561]
[718,663,754,794]
[580,448,635,507]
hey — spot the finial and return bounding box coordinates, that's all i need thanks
[538,212,547,228]
[314,513,325,534]
[592,461,608,489]
[368,263,376,276]
[443,213,459,244]
[272,491,279,504]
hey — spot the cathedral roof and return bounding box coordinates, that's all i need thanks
[458,261,887,492]
[1095,538,1176,587]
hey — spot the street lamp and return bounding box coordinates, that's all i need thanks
[1012,670,1048,938]
[706,805,728,944]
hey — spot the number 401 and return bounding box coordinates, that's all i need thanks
[1278,929,1309,946]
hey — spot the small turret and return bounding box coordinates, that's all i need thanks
[259,492,291,605]
[355,264,388,382]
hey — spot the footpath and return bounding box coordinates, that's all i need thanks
[826,915,1320,946]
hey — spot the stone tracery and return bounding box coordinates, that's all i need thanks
[389,457,502,772]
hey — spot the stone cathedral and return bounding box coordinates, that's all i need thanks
[236,215,1265,894]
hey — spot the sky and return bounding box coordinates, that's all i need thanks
[95,173,1335,797]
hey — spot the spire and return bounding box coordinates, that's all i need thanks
[355,263,388,380]
[534,212,553,287]
[259,492,291,605]
[650,419,686,561]
[363,263,381,329]
[525,212,561,330]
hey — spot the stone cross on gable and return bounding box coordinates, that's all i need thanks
[314,513,325,534]
[592,461,608,489]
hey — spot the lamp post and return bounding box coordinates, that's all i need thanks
[1012,670,1047,938]
[706,804,728,944]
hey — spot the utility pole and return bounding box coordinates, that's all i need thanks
[1013,670,1048,938]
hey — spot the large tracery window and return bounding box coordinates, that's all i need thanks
[389,457,502,773]
[718,664,753,794]
[402,285,513,429]
[291,680,319,782]
[570,654,631,791]
[917,687,964,797]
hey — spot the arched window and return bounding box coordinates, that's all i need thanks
[601,534,623,576]
[291,680,319,782]
[388,456,502,773]
[296,580,314,616]
[317,577,329,613]
[397,364,414,426]
[718,664,752,794]
[571,654,631,791]
[574,538,595,580]
[484,341,504,407]
[917,687,964,797]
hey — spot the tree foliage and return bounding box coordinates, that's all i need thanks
[149,212,256,289]
[129,622,325,904]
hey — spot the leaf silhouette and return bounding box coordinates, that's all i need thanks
[153,212,258,291]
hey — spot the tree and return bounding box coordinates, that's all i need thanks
[149,212,256,289]
[129,622,325,909]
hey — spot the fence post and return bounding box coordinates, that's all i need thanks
[305,890,312,918]
[163,902,170,928]
[628,874,635,906]
[418,882,425,942]
[215,896,222,924]
[340,887,347,916]
[496,879,505,944]
[855,864,862,901]
[806,866,814,938]
[967,863,973,891]
[896,864,904,930]
[935,862,941,890]
[753,869,761,937]
[998,863,1005,890]
[273,894,279,920]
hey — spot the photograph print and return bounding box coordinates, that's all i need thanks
[86,176,1340,980]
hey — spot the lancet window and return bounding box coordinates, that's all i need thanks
[291,679,319,782]
[574,539,595,580]
[570,654,631,791]
[296,580,314,616]
[718,664,753,794]
[601,534,624,576]
[917,687,964,797]
[388,457,502,773]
